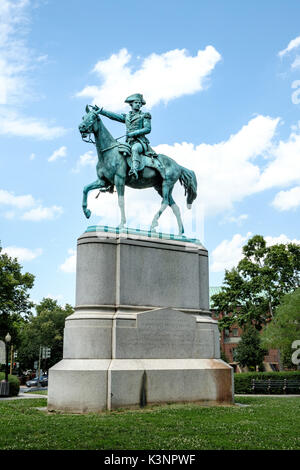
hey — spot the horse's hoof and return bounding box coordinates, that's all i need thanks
[85,209,91,219]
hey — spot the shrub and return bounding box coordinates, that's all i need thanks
[234,371,300,394]
[0,372,20,396]
[235,326,267,369]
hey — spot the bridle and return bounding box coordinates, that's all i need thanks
[81,133,96,144]
[80,105,127,151]
[80,115,126,152]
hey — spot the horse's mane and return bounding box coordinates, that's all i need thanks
[96,115,116,150]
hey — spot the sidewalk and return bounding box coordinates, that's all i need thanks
[0,392,47,400]
[0,386,48,400]
[235,394,300,397]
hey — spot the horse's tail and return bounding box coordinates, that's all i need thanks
[179,166,197,209]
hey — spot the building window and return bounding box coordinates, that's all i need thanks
[224,329,230,337]
[232,328,239,337]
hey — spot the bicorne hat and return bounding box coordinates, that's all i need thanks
[124,93,146,105]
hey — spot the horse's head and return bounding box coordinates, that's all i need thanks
[78,105,100,142]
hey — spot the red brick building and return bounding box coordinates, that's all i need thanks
[210,287,281,373]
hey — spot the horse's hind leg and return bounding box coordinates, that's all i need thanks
[169,191,184,235]
[114,175,126,228]
[150,182,169,232]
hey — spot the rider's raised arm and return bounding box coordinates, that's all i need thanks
[97,107,125,123]
[127,112,151,137]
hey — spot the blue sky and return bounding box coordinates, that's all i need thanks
[0,0,300,306]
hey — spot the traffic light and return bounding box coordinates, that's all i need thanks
[41,347,51,359]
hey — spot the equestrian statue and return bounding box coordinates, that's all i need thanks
[78,93,197,235]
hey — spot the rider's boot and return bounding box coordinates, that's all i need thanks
[129,157,140,179]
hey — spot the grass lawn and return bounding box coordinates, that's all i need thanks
[0,396,299,450]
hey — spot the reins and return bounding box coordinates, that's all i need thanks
[82,133,127,153]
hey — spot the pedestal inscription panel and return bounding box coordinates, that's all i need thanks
[115,308,218,359]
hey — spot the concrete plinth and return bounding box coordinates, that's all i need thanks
[48,229,233,413]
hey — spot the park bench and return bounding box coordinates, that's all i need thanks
[251,378,300,394]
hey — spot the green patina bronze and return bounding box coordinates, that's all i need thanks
[78,95,197,235]
[85,225,203,245]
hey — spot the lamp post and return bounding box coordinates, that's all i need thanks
[0,333,11,397]
[5,333,11,383]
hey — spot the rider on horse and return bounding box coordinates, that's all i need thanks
[95,93,154,179]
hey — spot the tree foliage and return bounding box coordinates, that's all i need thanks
[0,244,34,345]
[17,298,74,371]
[211,235,300,330]
[235,325,267,370]
[261,288,300,368]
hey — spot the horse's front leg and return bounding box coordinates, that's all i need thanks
[114,175,126,228]
[82,179,105,219]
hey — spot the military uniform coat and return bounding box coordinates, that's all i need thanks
[99,108,152,153]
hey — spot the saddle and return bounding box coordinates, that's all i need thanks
[118,143,166,179]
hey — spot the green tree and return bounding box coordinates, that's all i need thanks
[235,325,267,370]
[18,298,74,371]
[211,235,300,330]
[0,244,34,345]
[261,288,300,368]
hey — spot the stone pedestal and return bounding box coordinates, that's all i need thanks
[48,229,233,413]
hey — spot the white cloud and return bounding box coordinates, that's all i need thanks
[77,46,222,110]
[48,146,67,162]
[211,232,252,273]
[291,56,300,69]
[60,249,76,273]
[0,188,35,208]
[46,293,63,302]
[221,214,248,225]
[0,111,66,139]
[0,188,64,221]
[211,233,300,273]
[279,35,300,58]
[154,115,279,215]
[21,205,63,221]
[272,186,300,211]
[0,0,67,139]
[3,210,15,219]
[265,234,300,246]
[255,130,300,192]
[2,245,42,262]
[72,150,97,173]
[29,152,35,160]
[0,0,31,105]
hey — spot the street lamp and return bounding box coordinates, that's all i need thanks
[5,333,11,384]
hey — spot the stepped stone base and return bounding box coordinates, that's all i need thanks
[48,358,232,413]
